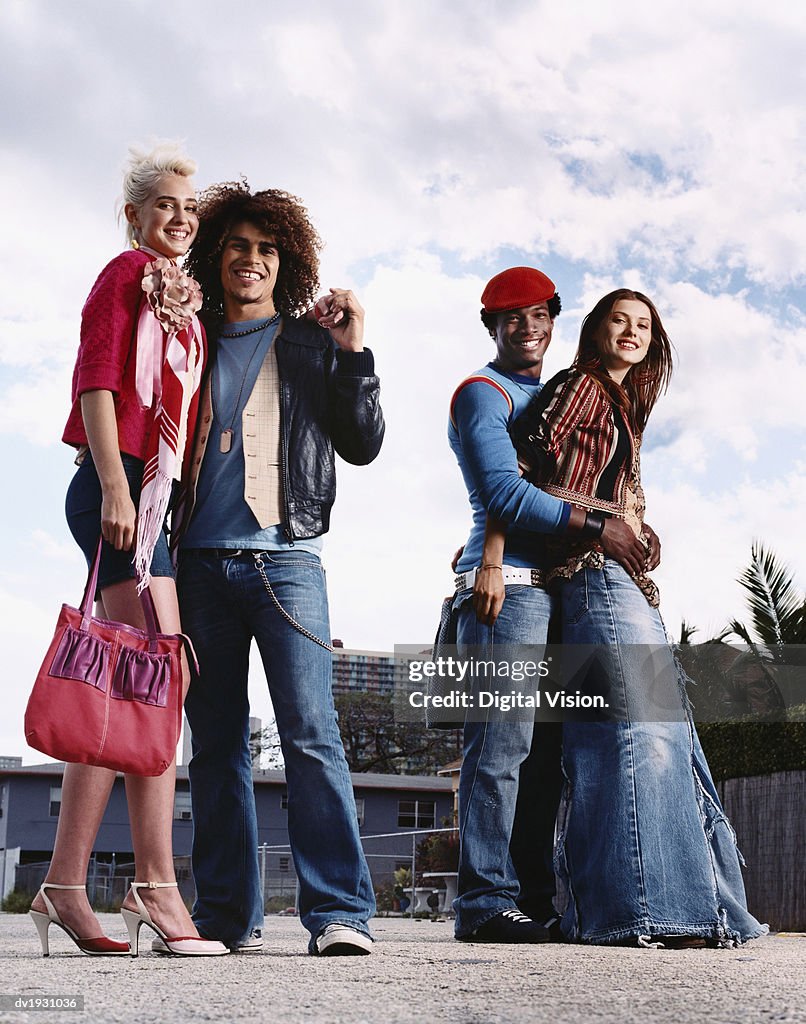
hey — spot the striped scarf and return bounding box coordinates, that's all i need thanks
[133,253,204,591]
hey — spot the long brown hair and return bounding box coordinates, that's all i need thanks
[574,289,673,433]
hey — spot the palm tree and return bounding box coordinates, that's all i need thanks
[723,542,806,715]
[687,545,806,784]
[728,542,806,653]
[680,544,806,719]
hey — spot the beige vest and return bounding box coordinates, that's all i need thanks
[241,344,283,528]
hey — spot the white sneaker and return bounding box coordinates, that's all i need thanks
[152,928,262,954]
[235,929,263,952]
[314,924,373,956]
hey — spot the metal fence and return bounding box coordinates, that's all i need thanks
[14,855,195,909]
[257,826,459,915]
[12,774,802,928]
[11,828,459,916]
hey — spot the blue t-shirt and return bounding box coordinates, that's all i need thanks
[181,318,323,555]
[448,362,570,572]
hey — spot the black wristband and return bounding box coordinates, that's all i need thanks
[579,510,606,539]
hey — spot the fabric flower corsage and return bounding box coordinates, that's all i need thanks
[141,257,203,333]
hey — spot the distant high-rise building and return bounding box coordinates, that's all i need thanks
[331,647,406,697]
[329,645,461,776]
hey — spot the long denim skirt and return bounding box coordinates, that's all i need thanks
[554,560,766,946]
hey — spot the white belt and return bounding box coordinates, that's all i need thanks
[455,564,546,591]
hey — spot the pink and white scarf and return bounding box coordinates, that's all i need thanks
[133,252,204,591]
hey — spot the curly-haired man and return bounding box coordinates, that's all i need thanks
[171,183,383,956]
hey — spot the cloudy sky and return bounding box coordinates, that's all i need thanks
[2,0,805,760]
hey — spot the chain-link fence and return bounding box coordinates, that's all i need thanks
[257,825,459,916]
[13,855,195,910]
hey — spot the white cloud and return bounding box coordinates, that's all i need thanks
[646,465,806,642]
[649,282,806,466]
[0,368,72,445]
[2,0,805,759]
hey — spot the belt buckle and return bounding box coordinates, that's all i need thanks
[454,572,468,591]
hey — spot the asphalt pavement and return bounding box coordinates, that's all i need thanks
[0,914,803,1024]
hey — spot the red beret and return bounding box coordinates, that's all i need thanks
[481,266,557,313]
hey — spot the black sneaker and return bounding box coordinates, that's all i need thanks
[459,909,551,944]
[538,914,565,943]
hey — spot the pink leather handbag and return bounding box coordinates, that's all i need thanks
[24,541,192,776]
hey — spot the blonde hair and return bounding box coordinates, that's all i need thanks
[118,141,197,243]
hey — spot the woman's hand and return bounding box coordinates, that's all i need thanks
[101,484,137,551]
[473,566,505,626]
[80,390,135,551]
[641,522,661,571]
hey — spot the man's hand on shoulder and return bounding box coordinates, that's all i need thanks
[308,288,364,352]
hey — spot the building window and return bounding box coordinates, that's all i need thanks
[279,856,290,872]
[174,791,192,821]
[354,798,365,827]
[49,786,62,817]
[397,799,435,829]
[280,791,289,810]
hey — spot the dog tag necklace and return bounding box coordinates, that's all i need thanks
[213,314,280,454]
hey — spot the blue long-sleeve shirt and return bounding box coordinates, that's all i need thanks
[448,362,571,573]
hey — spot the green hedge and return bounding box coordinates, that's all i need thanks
[698,714,806,782]
[1,889,33,914]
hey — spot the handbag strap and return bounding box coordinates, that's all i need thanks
[80,539,163,651]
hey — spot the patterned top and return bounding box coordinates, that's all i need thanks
[512,367,659,607]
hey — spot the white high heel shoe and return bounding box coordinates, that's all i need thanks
[29,883,129,957]
[120,882,229,957]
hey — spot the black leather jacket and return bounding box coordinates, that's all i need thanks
[180,315,384,542]
[275,317,384,539]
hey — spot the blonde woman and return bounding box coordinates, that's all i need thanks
[30,144,227,958]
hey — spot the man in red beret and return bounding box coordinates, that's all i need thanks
[447,267,651,943]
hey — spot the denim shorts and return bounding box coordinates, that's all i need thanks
[65,451,175,595]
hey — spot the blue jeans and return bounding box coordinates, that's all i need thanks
[556,560,766,945]
[453,584,558,937]
[178,550,375,951]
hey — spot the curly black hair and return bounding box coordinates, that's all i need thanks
[480,293,562,336]
[185,180,322,319]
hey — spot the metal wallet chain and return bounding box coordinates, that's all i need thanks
[253,553,334,652]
